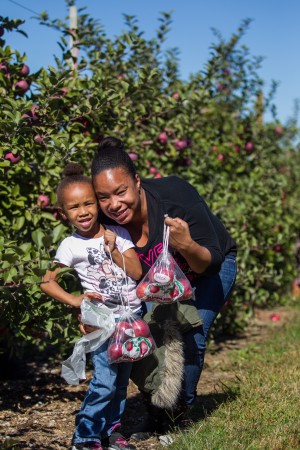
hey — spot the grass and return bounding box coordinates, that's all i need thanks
[168,306,300,450]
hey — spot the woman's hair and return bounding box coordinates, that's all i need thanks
[91,136,136,179]
[56,162,92,206]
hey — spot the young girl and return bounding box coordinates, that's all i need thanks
[41,163,141,450]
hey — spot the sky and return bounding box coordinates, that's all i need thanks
[2,0,300,124]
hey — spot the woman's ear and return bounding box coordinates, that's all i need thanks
[135,174,141,191]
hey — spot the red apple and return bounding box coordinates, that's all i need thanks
[108,342,123,362]
[116,320,132,336]
[158,132,168,144]
[149,166,157,175]
[38,194,50,207]
[154,173,162,178]
[149,284,160,293]
[275,126,283,135]
[20,64,30,76]
[60,87,68,96]
[212,145,218,152]
[273,244,282,253]
[169,285,180,299]
[136,281,148,299]
[0,62,7,72]
[174,139,188,151]
[4,152,21,164]
[172,92,180,100]
[34,134,43,144]
[131,319,150,338]
[245,142,254,151]
[270,313,281,322]
[15,80,30,93]
[178,278,193,300]
[128,152,138,161]
[217,153,224,161]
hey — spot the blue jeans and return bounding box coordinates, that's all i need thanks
[182,254,237,404]
[72,308,143,445]
[72,338,132,445]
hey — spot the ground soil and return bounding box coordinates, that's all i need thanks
[0,306,292,450]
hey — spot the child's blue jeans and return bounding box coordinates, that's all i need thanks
[72,337,132,445]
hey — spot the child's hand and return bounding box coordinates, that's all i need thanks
[71,292,103,308]
[104,229,117,253]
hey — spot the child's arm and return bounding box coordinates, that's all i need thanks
[104,229,142,280]
[40,264,103,308]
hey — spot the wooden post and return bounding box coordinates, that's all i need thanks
[69,5,78,69]
[256,91,263,127]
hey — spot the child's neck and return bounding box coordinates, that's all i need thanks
[76,222,104,239]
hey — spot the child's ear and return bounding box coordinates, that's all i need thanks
[57,207,68,222]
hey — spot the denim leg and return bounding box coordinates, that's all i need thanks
[183,255,237,404]
[103,360,133,437]
[72,339,118,444]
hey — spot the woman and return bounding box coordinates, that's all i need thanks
[91,136,237,427]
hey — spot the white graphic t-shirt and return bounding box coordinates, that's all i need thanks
[54,225,141,315]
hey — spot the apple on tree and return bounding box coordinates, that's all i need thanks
[4,152,21,164]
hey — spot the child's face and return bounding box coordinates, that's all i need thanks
[60,182,99,237]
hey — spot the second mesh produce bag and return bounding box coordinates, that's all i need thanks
[106,250,156,364]
[136,217,194,304]
[107,309,156,363]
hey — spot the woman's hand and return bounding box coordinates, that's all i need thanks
[164,216,193,252]
[104,229,117,253]
[164,216,212,273]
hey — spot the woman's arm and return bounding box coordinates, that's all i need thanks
[104,229,142,280]
[40,264,103,307]
[165,216,212,273]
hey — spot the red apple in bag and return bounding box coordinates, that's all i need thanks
[131,319,150,337]
[178,278,193,300]
[115,321,134,342]
[136,281,148,300]
[108,342,123,362]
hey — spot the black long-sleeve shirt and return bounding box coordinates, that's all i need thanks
[137,176,237,280]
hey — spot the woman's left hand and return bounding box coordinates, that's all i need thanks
[164,216,193,252]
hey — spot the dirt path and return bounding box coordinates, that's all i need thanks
[0,306,291,450]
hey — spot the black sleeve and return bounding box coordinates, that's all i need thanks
[182,200,224,272]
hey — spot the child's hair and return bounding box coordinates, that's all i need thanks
[57,162,92,207]
[91,136,136,179]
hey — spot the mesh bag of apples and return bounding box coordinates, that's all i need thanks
[107,309,156,364]
[106,251,156,364]
[136,219,194,304]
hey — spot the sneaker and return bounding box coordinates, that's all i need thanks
[102,432,136,450]
[71,442,103,450]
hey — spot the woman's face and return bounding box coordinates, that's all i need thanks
[93,167,141,225]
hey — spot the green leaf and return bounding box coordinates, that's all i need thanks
[31,229,45,250]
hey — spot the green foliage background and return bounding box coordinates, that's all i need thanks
[0,4,299,355]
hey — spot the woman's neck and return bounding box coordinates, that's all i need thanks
[126,188,149,246]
